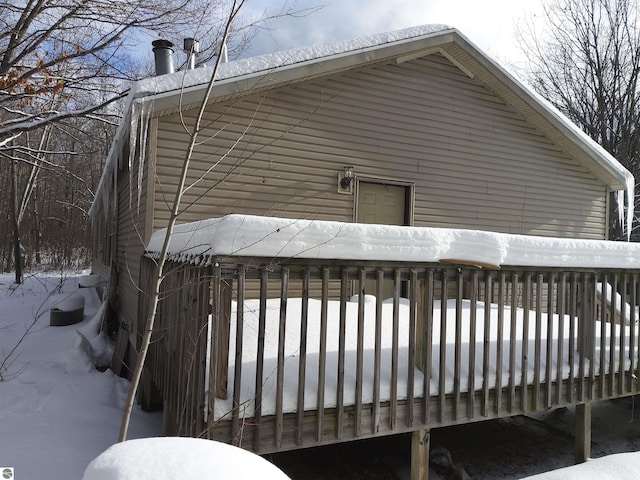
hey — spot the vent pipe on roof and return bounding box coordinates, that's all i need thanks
[216,41,228,63]
[152,39,175,76]
[183,38,200,70]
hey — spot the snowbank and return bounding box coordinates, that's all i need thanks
[146,214,640,268]
[82,437,289,480]
[520,451,640,479]
[0,273,162,480]
[49,293,85,312]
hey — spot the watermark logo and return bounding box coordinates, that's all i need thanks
[1,468,14,480]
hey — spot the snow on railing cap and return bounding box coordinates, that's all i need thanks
[146,214,640,269]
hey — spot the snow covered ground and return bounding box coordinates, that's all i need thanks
[2,271,640,479]
[0,272,162,480]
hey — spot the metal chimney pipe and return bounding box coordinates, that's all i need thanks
[183,38,200,70]
[152,39,175,75]
[217,42,228,63]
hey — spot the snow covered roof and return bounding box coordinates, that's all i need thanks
[91,24,634,234]
[146,214,640,269]
[131,24,452,100]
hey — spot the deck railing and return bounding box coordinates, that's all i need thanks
[140,255,640,453]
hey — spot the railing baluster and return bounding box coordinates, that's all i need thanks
[533,273,543,410]
[636,276,640,393]
[407,269,417,427]
[556,273,566,406]
[521,272,531,412]
[636,274,640,394]
[469,270,478,418]
[482,270,492,417]
[316,267,329,442]
[275,267,288,449]
[589,273,597,400]
[598,275,607,398]
[296,268,309,445]
[629,274,637,395]
[176,266,188,433]
[373,269,383,434]
[188,266,202,433]
[355,268,365,437]
[454,269,463,421]
[496,272,505,416]
[424,269,434,425]
[509,272,518,412]
[619,273,628,396]
[568,273,577,404]
[609,274,618,397]
[390,268,401,430]
[337,267,348,439]
[231,266,245,445]
[208,263,221,438]
[197,266,211,433]
[577,272,589,402]
[253,268,268,450]
[439,270,448,423]
[545,273,555,408]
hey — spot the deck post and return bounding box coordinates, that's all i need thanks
[163,402,178,436]
[212,270,232,400]
[575,402,591,463]
[411,428,431,480]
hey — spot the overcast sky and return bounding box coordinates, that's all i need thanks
[240,0,546,68]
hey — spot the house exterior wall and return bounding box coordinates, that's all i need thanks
[94,126,155,349]
[104,52,611,342]
[115,160,146,349]
[150,53,607,240]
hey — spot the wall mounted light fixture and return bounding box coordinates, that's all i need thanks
[339,165,355,190]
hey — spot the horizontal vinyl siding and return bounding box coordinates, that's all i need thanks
[152,53,606,239]
[116,162,147,337]
[92,258,110,280]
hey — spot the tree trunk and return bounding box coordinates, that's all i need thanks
[32,178,41,265]
[10,159,22,284]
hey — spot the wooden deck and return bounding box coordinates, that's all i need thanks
[139,255,640,477]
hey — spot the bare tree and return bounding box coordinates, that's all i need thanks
[0,0,222,140]
[517,0,640,240]
[0,0,253,280]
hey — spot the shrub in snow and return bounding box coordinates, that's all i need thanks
[82,437,290,480]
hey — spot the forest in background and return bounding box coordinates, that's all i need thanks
[3,0,640,277]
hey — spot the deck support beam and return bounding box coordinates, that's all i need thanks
[411,428,431,480]
[575,402,591,463]
[163,403,178,436]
